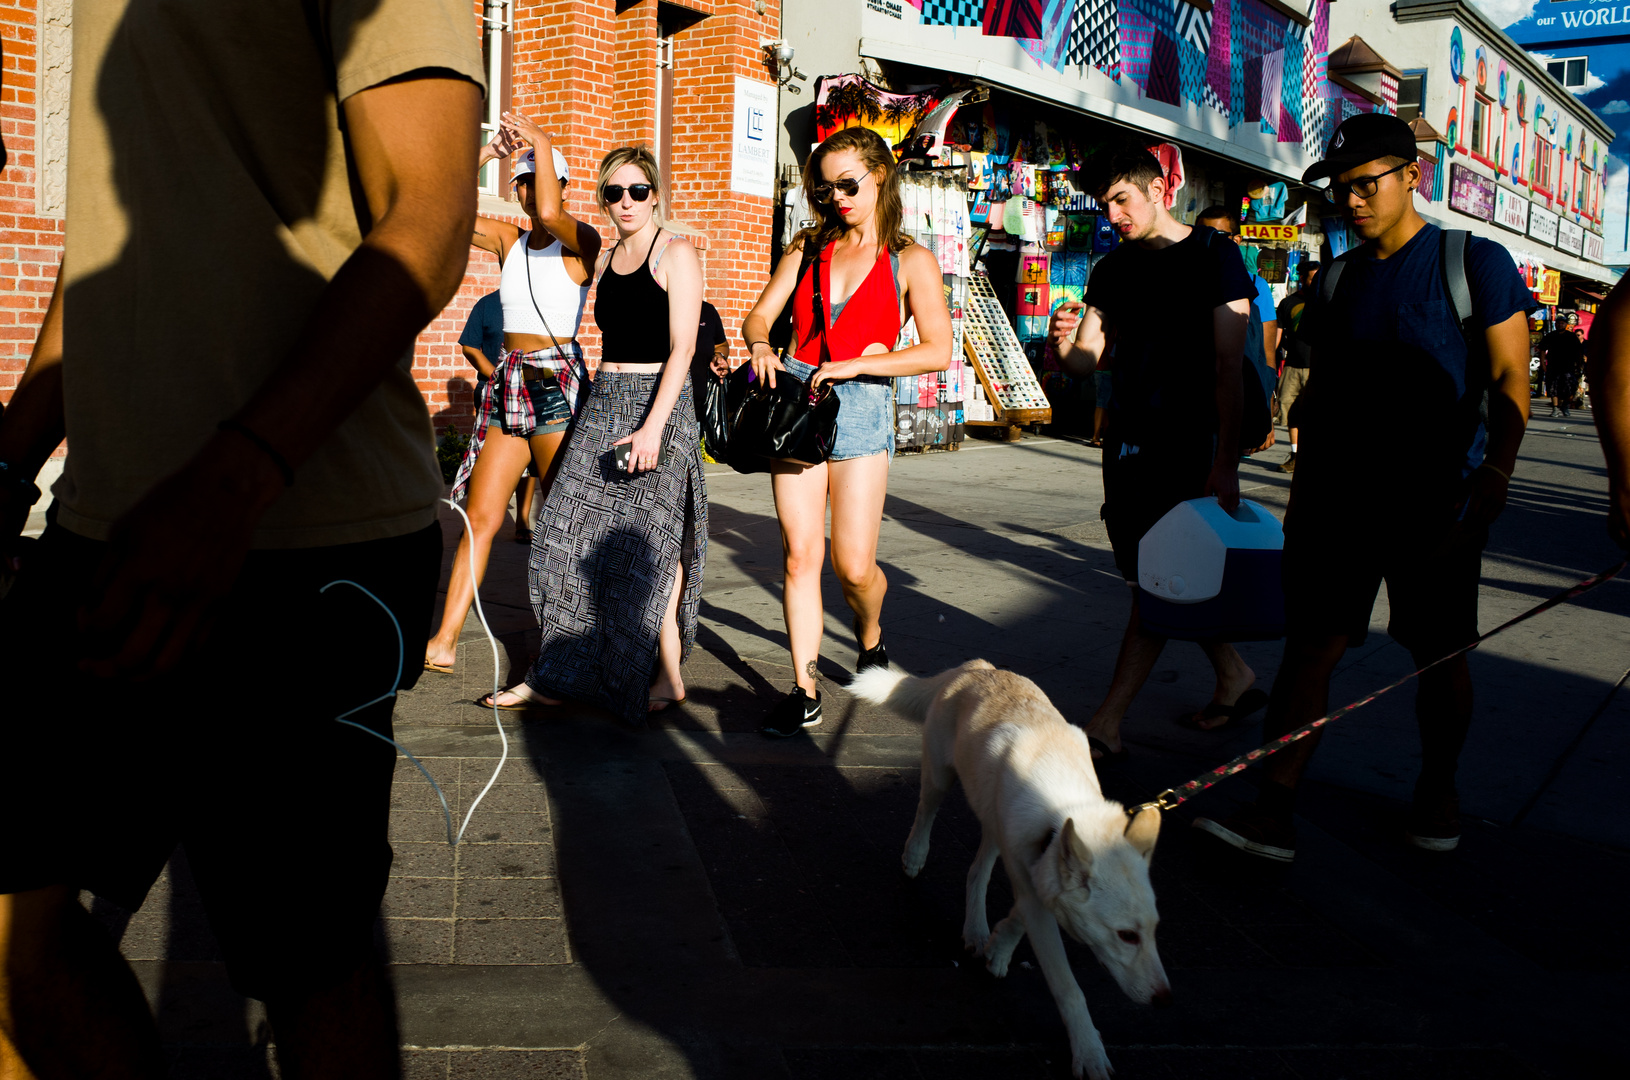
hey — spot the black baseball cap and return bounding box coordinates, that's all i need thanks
[1302,113,1417,185]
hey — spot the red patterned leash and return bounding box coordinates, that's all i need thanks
[1127,560,1629,817]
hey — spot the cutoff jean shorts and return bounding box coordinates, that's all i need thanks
[782,356,895,461]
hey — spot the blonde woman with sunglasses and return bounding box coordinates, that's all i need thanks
[741,126,952,737]
[479,146,708,724]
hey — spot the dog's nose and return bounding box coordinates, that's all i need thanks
[1151,988,1174,1008]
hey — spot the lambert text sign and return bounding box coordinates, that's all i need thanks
[731,76,777,199]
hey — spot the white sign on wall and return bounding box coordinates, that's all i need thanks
[1493,188,1530,234]
[731,76,778,200]
[1557,216,1585,256]
[1529,203,1560,246]
[1584,229,1605,263]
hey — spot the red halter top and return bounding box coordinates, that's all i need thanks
[791,242,902,366]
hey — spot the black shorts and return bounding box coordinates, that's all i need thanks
[0,519,440,1001]
[1102,441,1214,582]
[1282,495,1485,655]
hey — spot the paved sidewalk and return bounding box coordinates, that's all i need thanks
[99,407,1629,1079]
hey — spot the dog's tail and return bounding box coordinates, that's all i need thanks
[849,660,994,724]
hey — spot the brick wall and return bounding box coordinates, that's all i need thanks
[0,0,65,439]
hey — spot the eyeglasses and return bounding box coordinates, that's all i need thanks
[1323,161,1411,203]
[602,183,653,203]
[812,174,868,203]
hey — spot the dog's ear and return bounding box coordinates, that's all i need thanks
[1060,818,1094,879]
[1124,806,1161,859]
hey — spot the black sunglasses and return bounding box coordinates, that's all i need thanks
[1323,160,1411,203]
[812,174,868,203]
[603,183,653,203]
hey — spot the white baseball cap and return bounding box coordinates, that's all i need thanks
[512,147,570,184]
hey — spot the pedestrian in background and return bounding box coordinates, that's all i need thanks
[458,289,536,544]
[1539,323,1583,418]
[741,126,953,737]
[1195,114,1533,862]
[1048,144,1266,763]
[0,2,483,1075]
[1274,261,1320,472]
[481,146,708,721]
[425,114,599,675]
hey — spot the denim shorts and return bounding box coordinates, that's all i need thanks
[782,356,894,461]
[515,370,572,437]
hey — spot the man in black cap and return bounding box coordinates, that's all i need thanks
[1193,113,1535,862]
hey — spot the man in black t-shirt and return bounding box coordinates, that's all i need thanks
[1048,144,1263,762]
[1194,114,1534,863]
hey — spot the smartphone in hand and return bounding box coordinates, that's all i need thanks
[611,442,672,472]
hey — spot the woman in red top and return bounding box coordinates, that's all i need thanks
[742,127,952,736]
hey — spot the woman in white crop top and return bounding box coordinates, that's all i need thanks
[427,112,600,675]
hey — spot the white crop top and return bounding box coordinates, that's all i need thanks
[499,231,589,339]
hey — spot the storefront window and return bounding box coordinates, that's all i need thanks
[1536,136,1553,192]
[478,1,511,196]
[1472,95,1490,158]
[1579,164,1593,213]
[1397,72,1425,123]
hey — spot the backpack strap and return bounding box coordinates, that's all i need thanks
[1319,255,1347,304]
[1440,228,1477,344]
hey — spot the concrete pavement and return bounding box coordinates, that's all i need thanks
[90,403,1630,1079]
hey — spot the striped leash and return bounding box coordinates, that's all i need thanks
[1126,560,1629,817]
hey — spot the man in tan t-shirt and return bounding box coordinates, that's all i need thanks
[0,2,484,1076]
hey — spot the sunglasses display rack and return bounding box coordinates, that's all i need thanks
[891,169,972,453]
[962,273,1052,437]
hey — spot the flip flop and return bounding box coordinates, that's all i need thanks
[1088,735,1129,764]
[476,690,543,712]
[648,697,687,714]
[423,660,455,675]
[1178,688,1270,732]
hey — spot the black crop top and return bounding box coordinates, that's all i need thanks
[595,230,672,364]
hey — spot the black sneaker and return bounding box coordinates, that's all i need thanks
[854,619,888,674]
[761,688,822,738]
[1192,807,1297,863]
[1405,789,1461,851]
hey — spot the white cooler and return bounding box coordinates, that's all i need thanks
[1136,497,1286,642]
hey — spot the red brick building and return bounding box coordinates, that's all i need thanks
[0,0,783,440]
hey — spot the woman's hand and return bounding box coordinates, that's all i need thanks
[502,111,549,150]
[749,342,784,390]
[810,358,863,389]
[612,423,667,474]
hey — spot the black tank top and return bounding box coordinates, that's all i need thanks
[595,230,671,364]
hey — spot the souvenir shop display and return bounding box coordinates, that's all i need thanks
[892,168,971,452]
[963,274,1052,437]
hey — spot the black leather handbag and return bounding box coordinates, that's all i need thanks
[712,243,842,471]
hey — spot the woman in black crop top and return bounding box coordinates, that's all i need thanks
[477,146,709,725]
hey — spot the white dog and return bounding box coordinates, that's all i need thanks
[851,660,1172,1080]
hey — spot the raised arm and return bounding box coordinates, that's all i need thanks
[1048,302,1107,377]
[77,74,483,678]
[501,113,601,269]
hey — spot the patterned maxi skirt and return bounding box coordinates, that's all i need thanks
[523,372,707,724]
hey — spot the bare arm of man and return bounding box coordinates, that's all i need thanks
[1589,287,1630,548]
[0,275,66,556]
[1459,311,1532,531]
[1207,299,1250,512]
[813,243,951,386]
[77,75,482,678]
[1047,302,1105,377]
[462,344,496,381]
